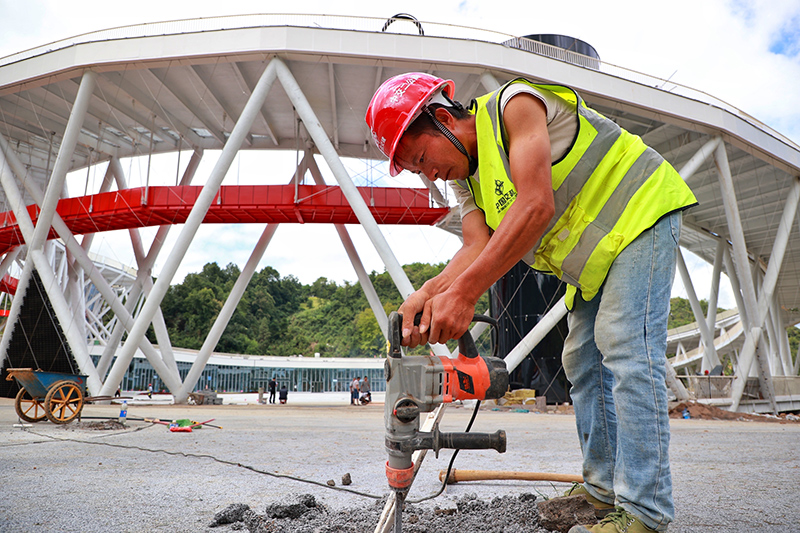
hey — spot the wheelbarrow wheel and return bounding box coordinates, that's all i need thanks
[44,380,84,424]
[15,387,46,422]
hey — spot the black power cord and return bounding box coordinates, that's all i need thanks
[19,427,384,500]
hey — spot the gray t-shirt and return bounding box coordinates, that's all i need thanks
[451,84,578,219]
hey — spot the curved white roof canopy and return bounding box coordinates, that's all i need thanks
[1,15,798,326]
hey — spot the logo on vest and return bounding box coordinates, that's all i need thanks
[494,180,517,214]
[494,180,504,196]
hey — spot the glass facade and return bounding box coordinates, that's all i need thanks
[99,356,386,394]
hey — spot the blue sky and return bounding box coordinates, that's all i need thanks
[769,19,800,57]
[1,0,799,309]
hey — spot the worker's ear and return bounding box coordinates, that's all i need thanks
[433,107,456,127]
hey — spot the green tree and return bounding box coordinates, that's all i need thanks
[668,297,724,329]
[787,325,800,367]
[160,260,493,358]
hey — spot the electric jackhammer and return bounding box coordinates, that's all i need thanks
[383,311,509,532]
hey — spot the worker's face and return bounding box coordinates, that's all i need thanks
[394,111,471,181]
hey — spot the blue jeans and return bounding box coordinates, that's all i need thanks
[562,212,680,531]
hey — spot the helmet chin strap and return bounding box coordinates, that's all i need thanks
[423,107,478,176]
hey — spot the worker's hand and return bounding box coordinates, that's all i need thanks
[426,288,476,345]
[398,289,432,347]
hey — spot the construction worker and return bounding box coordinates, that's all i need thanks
[365,73,696,533]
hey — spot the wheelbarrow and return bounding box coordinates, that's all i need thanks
[6,368,87,424]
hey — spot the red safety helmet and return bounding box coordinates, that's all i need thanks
[365,73,455,176]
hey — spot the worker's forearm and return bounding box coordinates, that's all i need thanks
[421,240,487,297]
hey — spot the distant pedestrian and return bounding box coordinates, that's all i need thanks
[359,376,371,405]
[279,385,288,404]
[268,378,277,404]
[350,376,360,405]
[147,383,153,399]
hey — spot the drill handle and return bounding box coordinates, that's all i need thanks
[388,428,507,455]
[436,429,507,454]
[388,311,403,358]
[388,311,423,358]
[459,314,497,359]
[389,312,497,359]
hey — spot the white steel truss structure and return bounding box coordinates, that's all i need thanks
[0,14,799,413]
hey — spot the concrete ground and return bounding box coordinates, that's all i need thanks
[0,396,798,532]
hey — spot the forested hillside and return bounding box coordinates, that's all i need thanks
[155,261,455,358]
[153,261,798,362]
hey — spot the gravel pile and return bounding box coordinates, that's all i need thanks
[209,493,555,533]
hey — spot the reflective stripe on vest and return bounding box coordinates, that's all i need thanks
[466,79,697,304]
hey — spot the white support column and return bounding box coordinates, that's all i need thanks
[794,339,800,376]
[273,58,449,358]
[108,156,180,377]
[735,176,799,383]
[30,71,97,253]
[130,231,179,374]
[419,175,448,208]
[715,141,778,412]
[774,300,794,376]
[676,248,721,371]
[0,180,26,368]
[0,131,183,393]
[722,247,749,327]
[175,223,278,403]
[0,159,103,392]
[752,177,800,332]
[759,270,779,375]
[327,62,339,151]
[1,137,184,394]
[480,71,501,92]
[175,155,346,402]
[665,356,692,401]
[0,72,103,393]
[100,59,280,396]
[96,149,202,378]
[504,296,568,372]
[768,295,792,376]
[678,136,722,181]
[677,136,729,380]
[64,164,115,356]
[65,251,86,348]
[705,239,725,347]
[0,248,20,283]
[305,153,389,337]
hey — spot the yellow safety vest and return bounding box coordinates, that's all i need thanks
[459,79,697,308]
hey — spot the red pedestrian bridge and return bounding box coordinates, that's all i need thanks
[0,184,450,295]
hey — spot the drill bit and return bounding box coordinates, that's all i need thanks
[394,491,403,533]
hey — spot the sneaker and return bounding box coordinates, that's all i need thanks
[568,508,656,533]
[564,483,615,518]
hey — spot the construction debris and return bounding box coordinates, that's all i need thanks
[51,420,127,431]
[188,390,224,405]
[536,494,597,533]
[210,503,251,527]
[495,388,538,406]
[669,401,800,423]
[210,493,554,532]
[265,494,320,519]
